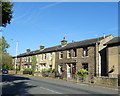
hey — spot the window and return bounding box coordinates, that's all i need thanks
[59,51,63,59]
[83,47,88,57]
[25,57,26,62]
[44,54,47,59]
[49,53,52,60]
[82,63,88,71]
[73,49,77,57]
[30,56,32,62]
[26,57,28,62]
[41,54,44,60]
[58,65,63,75]
[67,50,71,58]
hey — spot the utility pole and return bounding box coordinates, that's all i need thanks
[11,39,18,74]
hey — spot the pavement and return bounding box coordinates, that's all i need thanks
[20,74,119,91]
[1,74,119,95]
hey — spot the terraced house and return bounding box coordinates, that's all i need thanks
[34,45,60,72]
[13,35,117,80]
[55,35,114,79]
[12,49,38,71]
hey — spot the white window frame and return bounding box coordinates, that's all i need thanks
[67,50,71,58]
[26,57,28,62]
[49,53,52,60]
[30,56,32,62]
[73,49,77,57]
[83,47,88,57]
[59,51,63,59]
[44,54,47,59]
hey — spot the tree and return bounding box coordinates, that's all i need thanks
[2,53,13,70]
[0,1,13,27]
[32,55,37,76]
[0,36,10,53]
[0,36,13,70]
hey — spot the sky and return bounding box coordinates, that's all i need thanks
[2,2,118,56]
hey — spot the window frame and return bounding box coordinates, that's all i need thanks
[83,47,88,57]
[67,50,71,58]
[73,48,77,57]
[59,51,63,59]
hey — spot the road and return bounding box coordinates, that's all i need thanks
[1,74,119,95]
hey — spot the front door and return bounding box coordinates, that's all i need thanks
[58,65,62,75]
[67,64,71,78]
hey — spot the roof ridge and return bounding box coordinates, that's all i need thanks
[67,35,112,45]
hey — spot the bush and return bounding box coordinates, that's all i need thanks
[24,68,32,71]
[42,69,47,73]
[23,68,32,75]
[13,68,20,71]
[47,68,52,73]
[77,69,88,76]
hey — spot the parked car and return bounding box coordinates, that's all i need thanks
[0,69,8,74]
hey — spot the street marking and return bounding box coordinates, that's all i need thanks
[40,87,62,94]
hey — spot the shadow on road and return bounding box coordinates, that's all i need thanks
[2,74,36,95]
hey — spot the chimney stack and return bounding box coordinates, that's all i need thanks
[61,37,67,46]
[40,45,45,50]
[26,49,30,53]
[103,33,106,39]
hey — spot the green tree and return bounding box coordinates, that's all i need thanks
[32,55,37,76]
[0,1,13,27]
[0,36,10,53]
[0,36,13,70]
[2,53,13,70]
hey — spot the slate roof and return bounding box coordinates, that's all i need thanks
[13,35,113,58]
[55,36,107,51]
[105,37,120,45]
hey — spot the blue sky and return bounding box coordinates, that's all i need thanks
[3,2,118,56]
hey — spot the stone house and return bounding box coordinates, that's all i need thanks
[12,49,36,71]
[12,45,60,72]
[55,35,114,79]
[104,37,120,78]
[12,35,115,79]
[34,45,60,72]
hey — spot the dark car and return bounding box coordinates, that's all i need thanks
[1,69,8,74]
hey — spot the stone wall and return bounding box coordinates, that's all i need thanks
[8,70,23,75]
[107,46,119,78]
[94,77,118,86]
[77,46,95,77]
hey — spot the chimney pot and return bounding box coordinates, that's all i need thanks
[61,39,67,46]
[40,45,44,50]
[26,49,30,53]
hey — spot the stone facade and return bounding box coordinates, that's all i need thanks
[107,46,119,78]
[55,46,96,79]
[95,35,114,77]
[13,55,32,71]
[12,35,117,80]
[36,52,56,72]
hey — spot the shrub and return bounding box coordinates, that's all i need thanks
[77,69,88,76]
[42,69,46,73]
[24,68,32,71]
[13,68,20,71]
[23,68,32,75]
[47,68,52,73]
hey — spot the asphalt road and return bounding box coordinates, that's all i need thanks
[1,74,119,95]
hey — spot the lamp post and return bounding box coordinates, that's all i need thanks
[11,39,18,74]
